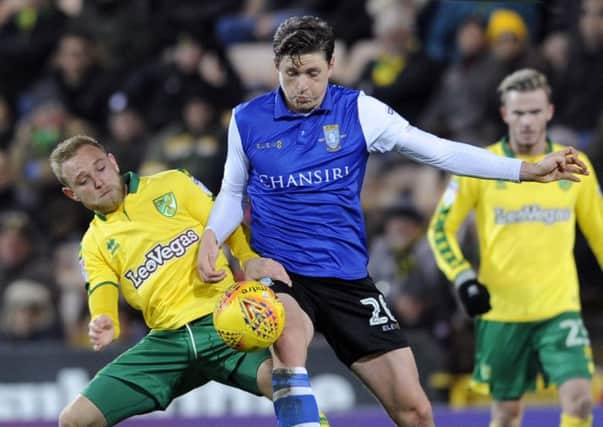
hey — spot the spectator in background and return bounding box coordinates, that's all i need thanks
[420,15,501,146]
[152,0,242,49]
[484,9,548,137]
[354,3,442,124]
[52,238,90,346]
[0,278,63,343]
[0,151,27,215]
[549,0,603,154]
[0,93,14,149]
[141,92,227,193]
[215,0,317,46]
[368,200,452,338]
[320,0,372,48]
[0,0,67,104]
[19,29,116,129]
[120,34,243,129]
[104,106,149,174]
[9,98,95,209]
[58,0,162,77]
[422,2,539,62]
[0,211,53,308]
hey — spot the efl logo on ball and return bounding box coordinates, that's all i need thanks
[213,280,285,352]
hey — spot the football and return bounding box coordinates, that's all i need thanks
[213,280,286,352]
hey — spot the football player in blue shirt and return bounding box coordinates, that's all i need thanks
[197,16,587,427]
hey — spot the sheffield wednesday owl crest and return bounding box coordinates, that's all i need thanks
[322,124,342,152]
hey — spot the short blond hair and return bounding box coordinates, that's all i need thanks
[49,135,106,186]
[498,68,552,105]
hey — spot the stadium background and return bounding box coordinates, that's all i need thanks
[0,0,601,425]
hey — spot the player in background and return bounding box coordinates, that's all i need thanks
[428,68,603,427]
[197,16,589,427]
[48,135,291,427]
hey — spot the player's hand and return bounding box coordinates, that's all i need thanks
[198,229,226,283]
[88,315,115,351]
[519,147,588,182]
[457,279,491,318]
[243,257,292,286]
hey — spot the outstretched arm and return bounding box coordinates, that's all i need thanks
[358,94,588,182]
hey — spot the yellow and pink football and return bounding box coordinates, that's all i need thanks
[213,280,285,352]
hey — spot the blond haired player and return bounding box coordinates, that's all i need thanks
[428,69,603,427]
[49,135,291,427]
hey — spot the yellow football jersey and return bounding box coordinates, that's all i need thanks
[79,169,258,336]
[428,140,603,322]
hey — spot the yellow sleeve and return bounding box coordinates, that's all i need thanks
[87,282,121,339]
[225,223,259,266]
[80,235,121,339]
[177,169,259,265]
[427,175,480,283]
[177,169,214,224]
[575,155,603,269]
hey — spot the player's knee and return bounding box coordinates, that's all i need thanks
[492,401,521,427]
[272,329,309,366]
[390,399,433,427]
[565,390,593,419]
[58,405,80,427]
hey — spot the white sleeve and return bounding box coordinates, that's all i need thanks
[206,112,249,244]
[358,94,522,181]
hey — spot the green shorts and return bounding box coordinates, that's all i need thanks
[472,311,594,401]
[82,314,270,426]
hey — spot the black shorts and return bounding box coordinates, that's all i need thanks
[271,273,408,366]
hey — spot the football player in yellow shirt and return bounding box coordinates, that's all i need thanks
[49,135,291,427]
[428,69,603,427]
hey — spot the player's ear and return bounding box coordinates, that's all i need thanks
[62,186,79,202]
[546,103,554,121]
[327,56,335,78]
[107,153,120,173]
[500,105,509,124]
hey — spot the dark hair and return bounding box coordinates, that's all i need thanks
[458,14,488,32]
[272,16,335,66]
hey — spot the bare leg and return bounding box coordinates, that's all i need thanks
[352,347,433,427]
[491,400,522,427]
[59,395,107,427]
[559,378,593,422]
[257,358,274,399]
[271,293,314,367]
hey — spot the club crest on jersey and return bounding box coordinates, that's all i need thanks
[153,192,177,217]
[322,124,342,152]
[558,180,572,191]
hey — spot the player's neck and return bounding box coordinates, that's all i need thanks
[508,138,547,157]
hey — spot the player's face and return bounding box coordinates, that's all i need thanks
[500,88,553,155]
[61,145,125,214]
[277,52,334,113]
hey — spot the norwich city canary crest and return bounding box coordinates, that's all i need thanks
[153,192,177,217]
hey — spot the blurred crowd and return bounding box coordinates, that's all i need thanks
[0,0,601,402]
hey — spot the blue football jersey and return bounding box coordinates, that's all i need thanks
[235,85,369,278]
